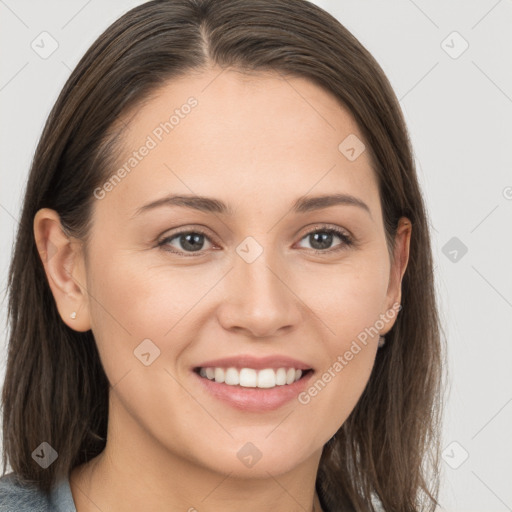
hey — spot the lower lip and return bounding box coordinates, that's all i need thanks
[193,370,314,412]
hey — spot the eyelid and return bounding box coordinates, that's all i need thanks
[299,223,352,240]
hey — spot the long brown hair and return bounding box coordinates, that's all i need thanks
[1,1,444,510]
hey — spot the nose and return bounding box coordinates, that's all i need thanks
[217,248,303,338]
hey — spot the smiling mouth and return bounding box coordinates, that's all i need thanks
[193,366,313,389]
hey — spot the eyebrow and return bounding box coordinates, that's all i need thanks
[133,193,371,218]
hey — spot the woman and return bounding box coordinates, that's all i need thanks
[0,0,443,510]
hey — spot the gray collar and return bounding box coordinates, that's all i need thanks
[49,475,77,512]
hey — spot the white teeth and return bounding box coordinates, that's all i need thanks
[239,368,257,387]
[214,367,225,383]
[257,368,276,388]
[224,367,240,386]
[198,366,306,388]
[286,368,296,385]
[275,368,287,385]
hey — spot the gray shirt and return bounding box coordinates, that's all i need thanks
[0,472,76,512]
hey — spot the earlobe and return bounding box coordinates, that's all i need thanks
[33,208,91,332]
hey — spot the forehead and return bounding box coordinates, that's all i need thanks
[97,67,378,217]
[121,66,365,150]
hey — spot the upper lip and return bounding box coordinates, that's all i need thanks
[194,354,313,371]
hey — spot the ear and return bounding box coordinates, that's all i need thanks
[381,217,411,334]
[33,208,91,332]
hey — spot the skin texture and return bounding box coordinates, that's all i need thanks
[34,65,411,512]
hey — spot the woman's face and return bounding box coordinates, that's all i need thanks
[54,67,410,478]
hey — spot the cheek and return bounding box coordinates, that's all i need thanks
[298,296,380,440]
[84,245,224,388]
[84,250,169,379]
[86,247,192,335]
[84,252,210,453]
[300,250,390,341]
[294,252,388,430]
[298,346,376,441]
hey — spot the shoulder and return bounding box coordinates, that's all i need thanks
[0,472,52,512]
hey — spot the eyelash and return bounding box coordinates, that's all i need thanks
[157,225,354,258]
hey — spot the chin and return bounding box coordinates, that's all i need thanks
[191,436,318,478]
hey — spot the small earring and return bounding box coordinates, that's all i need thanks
[378,335,385,348]
[70,311,77,319]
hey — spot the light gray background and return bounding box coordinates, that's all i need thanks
[1,1,511,511]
